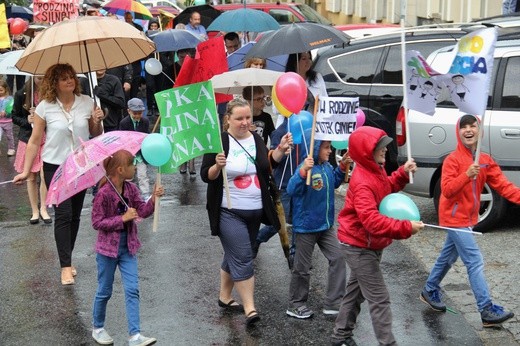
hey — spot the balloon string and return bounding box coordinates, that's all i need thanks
[424,223,482,235]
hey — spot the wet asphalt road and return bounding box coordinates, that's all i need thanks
[0,149,486,346]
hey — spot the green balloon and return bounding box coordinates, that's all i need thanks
[332,139,349,150]
[379,193,420,221]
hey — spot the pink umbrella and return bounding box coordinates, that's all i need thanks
[46,131,148,206]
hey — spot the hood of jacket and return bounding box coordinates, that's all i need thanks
[349,126,388,173]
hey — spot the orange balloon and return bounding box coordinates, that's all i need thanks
[272,84,292,117]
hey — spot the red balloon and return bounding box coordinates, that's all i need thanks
[274,72,307,114]
[7,18,14,25]
[9,18,28,36]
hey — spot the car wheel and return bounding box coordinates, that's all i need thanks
[433,179,508,232]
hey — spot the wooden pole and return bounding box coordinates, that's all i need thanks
[306,95,319,185]
[152,169,161,232]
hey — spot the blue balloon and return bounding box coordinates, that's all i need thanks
[289,110,313,145]
[141,133,172,167]
[379,193,421,221]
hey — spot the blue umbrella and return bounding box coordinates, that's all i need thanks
[6,5,33,20]
[151,29,204,53]
[207,8,280,33]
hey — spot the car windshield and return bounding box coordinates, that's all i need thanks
[293,4,332,25]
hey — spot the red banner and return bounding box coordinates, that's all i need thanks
[33,0,80,24]
[175,36,232,104]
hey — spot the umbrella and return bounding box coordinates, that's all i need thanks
[245,22,350,59]
[151,29,203,52]
[210,68,283,95]
[0,50,31,76]
[173,4,221,29]
[148,5,179,17]
[46,131,147,206]
[102,0,153,20]
[6,5,33,20]
[206,8,280,33]
[227,42,287,72]
[15,16,155,75]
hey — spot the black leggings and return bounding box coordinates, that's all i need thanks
[43,162,87,268]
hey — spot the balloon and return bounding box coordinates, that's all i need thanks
[332,139,349,150]
[4,98,14,114]
[194,0,206,4]
[274,72,307,114]
[145,58,162,76]
[289,110,313,144]
[141,133,172,167]
[7,18,14,25]
[379,193,420,221]
[9,18,28,36]
[272,85,292,117]
[356,108,366,128]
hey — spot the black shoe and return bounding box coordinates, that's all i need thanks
[218,299,244,312]
[245,310,260,326]
[29,217,39,225]
[40,213,52,224]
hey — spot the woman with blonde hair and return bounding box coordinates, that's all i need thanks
[13,63,104,285]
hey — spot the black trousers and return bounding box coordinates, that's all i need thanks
[43,162,87,268]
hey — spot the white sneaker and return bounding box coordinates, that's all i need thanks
[129,334,157,346]
[92,329,114,345]
[323,308,340,315]
[7,149,15,156]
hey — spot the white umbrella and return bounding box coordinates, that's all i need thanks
[210,68,283,95]
[0,50,31,76]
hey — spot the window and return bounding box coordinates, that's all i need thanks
[269,10,300,24]
[500,57,520,109]
[328,47,384,84]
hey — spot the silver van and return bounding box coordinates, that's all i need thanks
[397,37,520,231]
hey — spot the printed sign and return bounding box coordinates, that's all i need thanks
[33,0,80,24]
[314,96,358,141]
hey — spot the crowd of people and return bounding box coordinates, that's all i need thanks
[3,6,519,346]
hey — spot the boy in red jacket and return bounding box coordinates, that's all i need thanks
[420,114,518,327]
[331,126,423,346]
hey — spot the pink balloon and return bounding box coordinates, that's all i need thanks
[356,108,366,128]
[274,72,307,114]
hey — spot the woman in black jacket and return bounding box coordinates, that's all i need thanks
[201,98,292,326]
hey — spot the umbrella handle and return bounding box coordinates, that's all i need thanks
[104,175,129,209]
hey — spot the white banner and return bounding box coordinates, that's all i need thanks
[314,96,358,141]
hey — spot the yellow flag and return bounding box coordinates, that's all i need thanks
[0,3,11,49]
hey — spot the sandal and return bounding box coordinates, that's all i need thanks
[218,299,244,312]
[61,267,75,286]
[245,310,260,326]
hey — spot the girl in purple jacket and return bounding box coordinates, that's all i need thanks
[91,149,163,346]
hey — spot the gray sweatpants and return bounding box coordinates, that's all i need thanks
[289,227,346,310]
[332,244,396,346]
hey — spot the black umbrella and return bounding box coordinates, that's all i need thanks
[6,5,33,20]
[245,22,350,59]
[173,4,221,30]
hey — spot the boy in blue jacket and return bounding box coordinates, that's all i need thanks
[286,137,351,319]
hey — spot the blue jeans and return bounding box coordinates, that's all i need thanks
[92,232,141,335]
[256,189,294,254]
[424,227,492,311]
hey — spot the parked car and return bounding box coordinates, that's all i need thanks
[313,25,469,173]
[397,31,520,231]
[214,2,332,26]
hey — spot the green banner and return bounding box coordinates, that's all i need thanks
[155,81,223,173]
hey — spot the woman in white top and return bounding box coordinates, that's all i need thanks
[13,63,104,285]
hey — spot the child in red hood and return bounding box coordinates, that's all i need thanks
[331,126,423,346]
[420,114,519,328]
